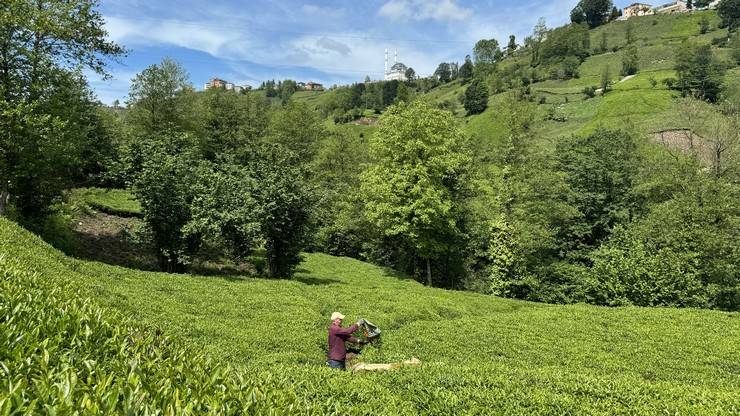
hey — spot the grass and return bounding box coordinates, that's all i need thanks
[71,187,142,217]
[2,217,739,414]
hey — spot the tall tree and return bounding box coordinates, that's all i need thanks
[459,55,474,81]
[571,0,613,28]
[464,78,489,115]
[717,0,740,32]
[675,43,725,102]
[361,101,471,286]
[126,58,193,135]
[0,0,124,216]
[507,35,518,56]
[473,38,502,74]
[434,62,452,83]
[621,44,639,75]
[404,67,416,80]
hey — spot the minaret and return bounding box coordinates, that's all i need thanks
[394,49,398,64]
[384,49,388,75]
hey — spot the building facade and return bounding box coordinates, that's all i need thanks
[623,3,654,18]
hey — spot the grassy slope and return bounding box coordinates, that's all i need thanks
[415,11,731,145]
[3,218,739,414]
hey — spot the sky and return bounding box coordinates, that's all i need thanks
[91,0,632,105]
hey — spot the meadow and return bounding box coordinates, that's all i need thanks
[2,217,738,415]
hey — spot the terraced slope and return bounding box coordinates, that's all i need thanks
[2,218,739,415]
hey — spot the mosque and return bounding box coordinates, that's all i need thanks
[384,49,408,81]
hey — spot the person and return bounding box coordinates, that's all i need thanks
[327,312,364,370]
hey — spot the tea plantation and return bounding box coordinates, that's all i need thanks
[1,217,739,415]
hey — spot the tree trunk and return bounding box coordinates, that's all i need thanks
[0,180,7,216]
[426,258,432,287]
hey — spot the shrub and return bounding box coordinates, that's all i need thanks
[582,85,597,98]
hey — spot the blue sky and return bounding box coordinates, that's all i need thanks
[92,0,631,104]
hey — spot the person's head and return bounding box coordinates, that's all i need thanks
[330,311,345,326]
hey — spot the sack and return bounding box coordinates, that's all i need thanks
[359,319,381,341]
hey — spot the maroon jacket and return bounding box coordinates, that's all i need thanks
[328,323,358,361]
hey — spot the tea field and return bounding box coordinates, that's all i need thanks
[1,217,739,414]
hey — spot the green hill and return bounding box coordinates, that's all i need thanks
[2,217,738,414]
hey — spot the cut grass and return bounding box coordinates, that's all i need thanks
[3,217,739,415]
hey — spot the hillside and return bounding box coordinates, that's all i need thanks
[291,11,734,146]
[3,217,739,414]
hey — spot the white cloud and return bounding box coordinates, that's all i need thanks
[105,15,246,57]
[378,0,472,22]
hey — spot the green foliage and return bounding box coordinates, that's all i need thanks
[555,128,639,260]
[675,42,726,102]
[473,38,502,75]
[539,23,590,79]
[74,187,142,217]
[1,1,122,217]
[459,55,474,82]
[571,0,613,28]
[434,62,452,83]
[5,217,740,414]
[132,133,200,272]
[0,227,305,414]
[621,44,640,76]
[361,101,471,285]
[126,58,195,135]
[464,78,489,115]
[717,0,740,32]
[267,100,325,162]
[248,144,312,278]
[600,66,612,93]
[582,85,597,98]
[699,15,711,34]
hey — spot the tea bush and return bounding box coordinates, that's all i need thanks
[2,217,739,415]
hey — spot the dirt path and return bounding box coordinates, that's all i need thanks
[595,74,636,94]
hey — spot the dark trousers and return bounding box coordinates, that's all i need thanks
[327,359,346,370]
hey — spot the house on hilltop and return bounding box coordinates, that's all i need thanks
[623,3,654,18]
[204,78,251,92]
[305,81,324,91]
[655,0,688,14]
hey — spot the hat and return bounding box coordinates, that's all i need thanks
[330,312,345,321]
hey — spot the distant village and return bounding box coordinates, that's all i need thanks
[620,0,721,19]
[203,0,723,93]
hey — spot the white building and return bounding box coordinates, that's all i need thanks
[384,49,408,81]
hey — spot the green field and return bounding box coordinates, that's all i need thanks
[71,187,143,217]
[2,217,739,414]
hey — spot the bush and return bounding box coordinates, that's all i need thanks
[582,85,597,98]
[464,78,489,115]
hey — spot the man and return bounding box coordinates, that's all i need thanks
[327,312,364,370]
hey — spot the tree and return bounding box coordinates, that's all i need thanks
[0,0,124,217]
[247,144,312,278]
[133,133,200,272]
[473,39,502,74]
[280,79,298,104]
[434,62,452,83]
[555,129,639,261]
[361,101,471,286]
[626,21,635,44]
[621,44,639,75]
[717,0,739,32]
[459,55,474,81]
[698,15,710,34]
[507,35,518,56]
[266,100,325,163]
[395,82,410,103]
[600,32,608,53]
[675,43,725,102]
[600,65,612,94]
[609,6,620,21]
[687,0,693,9]
[464,78,489,115]
[571,0,613,28]
[127,58,194,134]
[404,67,416,80]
